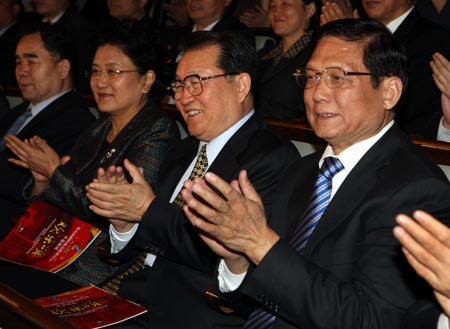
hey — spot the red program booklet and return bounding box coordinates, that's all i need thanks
[0,200,100,272]
[34,285,147,329]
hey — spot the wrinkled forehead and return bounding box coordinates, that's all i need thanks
[308,36,365,71]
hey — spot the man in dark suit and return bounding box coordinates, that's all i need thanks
[361,0,450,137]
[180,19,450,329]
[0,24,95,240]
[85,31,298,329]
[320,0,450,137]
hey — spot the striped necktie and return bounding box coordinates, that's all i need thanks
[244,157,344,329]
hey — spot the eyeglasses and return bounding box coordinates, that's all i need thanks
[169,72,240,100]
[293,67,372,89]
[85,69,140,80]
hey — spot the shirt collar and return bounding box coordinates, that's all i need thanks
[0,21,17,37]
[198,110,254,164]
[319,120,394,174]
[42,10,66,24]
[386,5,414,33]
[192,18,221,32]
[29,89,72,117]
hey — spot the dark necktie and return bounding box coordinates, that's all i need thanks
[172,144,209,208]
[103,144,209,295]
[0,108,32,151]
[244,157,344,329]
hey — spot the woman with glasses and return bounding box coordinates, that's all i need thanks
[4,28,180,285]
[256,0,319,119]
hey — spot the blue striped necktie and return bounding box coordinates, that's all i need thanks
[243,157,344,329]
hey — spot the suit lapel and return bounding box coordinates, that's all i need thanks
[393,8,418,45]
[0,103,29,137]
[208,114,262,181]
[302,125,406,255]
[156,137,199,200]
[16,91,74,138]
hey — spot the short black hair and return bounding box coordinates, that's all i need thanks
[312,18,408,92]
[18,23,76,72]
[96,27,162,100]
[181,31,259,94]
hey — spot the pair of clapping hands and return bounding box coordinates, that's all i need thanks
[5,135,68,195]
[86,162,279,274]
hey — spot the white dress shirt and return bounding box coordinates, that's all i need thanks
[386,6,414,33]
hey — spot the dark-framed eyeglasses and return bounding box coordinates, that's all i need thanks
[169,72,240,100]
[85,69,140,80]
[293,67,372,89]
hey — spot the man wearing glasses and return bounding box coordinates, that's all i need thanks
[85,31,298,328]
[179,19,450,329]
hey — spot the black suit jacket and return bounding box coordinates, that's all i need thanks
[0,90,95,239]
[394,8,450,137]
[0,21,20,88]
[402,299,443,329]
[112,113,299,329]
[256,42,312,119]
[57,6,97,93]
[230,124,450,329]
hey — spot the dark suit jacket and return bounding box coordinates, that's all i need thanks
[394,8,450,137]
[256,42,312,119]
[38,101,179,228]
[210,15,254,46]
[112,113,299,329]
[0,90,95,239]
[402,299,443,329]
[0,21,20,88]
[229,124,450,329]
[56,6,97,93]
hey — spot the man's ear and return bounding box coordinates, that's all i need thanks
[382,76,402,111]
[236,73,251,103]
[57,59,71,79]
[224,0,232,7]
[143,70,155,93]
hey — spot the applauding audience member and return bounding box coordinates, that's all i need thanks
[0,24,95,240]
[180,19,450,329]
[84,32,298,328]
[0,29,179,295]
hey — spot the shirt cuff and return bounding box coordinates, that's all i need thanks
[217,259,247,293]
[109,223,138,253]
[437,117,450,142]
[438,313,449,329]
